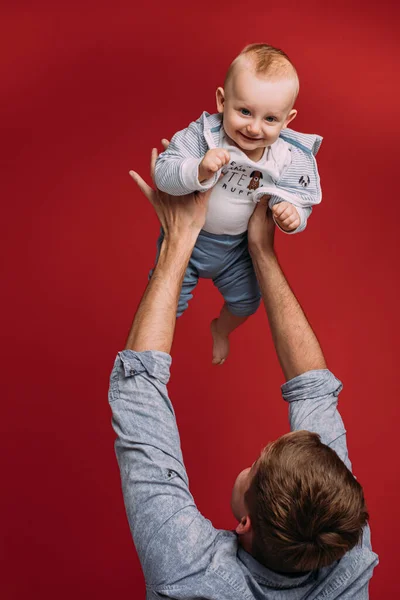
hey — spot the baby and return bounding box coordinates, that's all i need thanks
[153,43,322,364]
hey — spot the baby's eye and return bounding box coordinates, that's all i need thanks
[240,108,251,116]
[265,116,277,123]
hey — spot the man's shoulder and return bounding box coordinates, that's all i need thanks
[149,524,378,598]
[210,532,378,598]
[314,534,379,596]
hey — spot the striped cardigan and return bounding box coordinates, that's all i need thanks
[155,112,323,234]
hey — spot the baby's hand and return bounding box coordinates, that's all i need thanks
[198,148,230,182]
[272,202,300,232]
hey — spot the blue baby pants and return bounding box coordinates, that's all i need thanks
[150,229,261,318]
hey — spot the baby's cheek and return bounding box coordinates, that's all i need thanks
[227,113,240,129]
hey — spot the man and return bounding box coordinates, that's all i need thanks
[108,147,378,598]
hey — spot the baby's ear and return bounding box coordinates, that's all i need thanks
[284,109,297,129]
[216,87,225,113]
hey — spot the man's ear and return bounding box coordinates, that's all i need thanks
[236,515,252,535]
[216,87,225,113]
[283,109,297,129]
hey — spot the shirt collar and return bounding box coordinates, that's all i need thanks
[237,546,315,589]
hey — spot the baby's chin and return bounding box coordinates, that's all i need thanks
[237,141,267,150]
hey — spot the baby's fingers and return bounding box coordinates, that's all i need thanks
[209,161,222,172]
[213,149,230,164]
[222,150,230,164]
[212,156,226,171]
[272,203,291,219]
[281,216,299,230]
[277,211,300,231]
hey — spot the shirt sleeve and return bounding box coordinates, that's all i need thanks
[334,533,379,598]
[282,370,379,568]
[251,142,322,235]
[154,117,218,195]
[281,369,352,471]
[108,350,218,587]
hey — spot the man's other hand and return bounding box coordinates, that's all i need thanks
[248,195,275,257]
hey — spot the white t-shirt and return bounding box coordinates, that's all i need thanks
[203,130,292,235]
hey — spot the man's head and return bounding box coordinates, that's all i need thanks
[216,44,299,161]
[231,430,369,573]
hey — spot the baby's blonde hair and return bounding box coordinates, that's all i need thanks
[225,43,299,101]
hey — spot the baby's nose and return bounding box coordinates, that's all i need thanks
[247,121,261,136]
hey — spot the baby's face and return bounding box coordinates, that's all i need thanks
[217,69,297,160]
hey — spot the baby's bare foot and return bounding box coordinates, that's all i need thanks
[210,319,230,365]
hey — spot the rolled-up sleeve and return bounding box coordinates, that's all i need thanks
[108,350,216,586]
[281,369,352,471]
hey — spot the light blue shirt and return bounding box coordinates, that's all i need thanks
[109,350,378,599]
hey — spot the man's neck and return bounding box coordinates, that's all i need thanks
[237,534,311,577]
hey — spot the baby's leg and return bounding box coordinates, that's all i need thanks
[211,243,261,364]
[211,306,249,365]
[177,262,199,317]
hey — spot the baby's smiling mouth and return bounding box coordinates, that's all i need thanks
[238,132,264,141]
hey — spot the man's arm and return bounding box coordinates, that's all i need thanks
[125,237,194,353]
[249,202,377,574]
[127,146,209,352]
[247,199,352,473]
[109,155,218,587]
[252,249,327,379]
[248,200,326,381]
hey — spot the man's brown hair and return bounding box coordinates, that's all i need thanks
[245,431,369,572]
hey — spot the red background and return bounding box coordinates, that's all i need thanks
[2,1,399,597]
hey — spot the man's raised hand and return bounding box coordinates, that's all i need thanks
[129,141,213,243]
